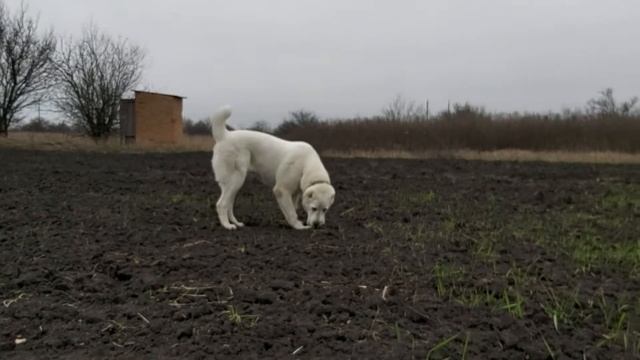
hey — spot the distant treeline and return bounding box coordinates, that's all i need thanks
[267,89,640,153]
[18,88,640,153]
[15,117,76,133]
[278,109,640,153]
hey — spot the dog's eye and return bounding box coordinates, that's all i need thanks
[322,209,327,213]
[311,207,317,212]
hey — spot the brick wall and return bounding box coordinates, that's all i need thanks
[134,92,183,145]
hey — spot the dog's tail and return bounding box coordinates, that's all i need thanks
[210,105,232,142]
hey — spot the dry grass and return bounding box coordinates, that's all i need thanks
[3,131,640,164]
[0,132,213,153]
[322,149,640,164]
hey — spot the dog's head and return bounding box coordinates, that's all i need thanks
[302,183,335,228]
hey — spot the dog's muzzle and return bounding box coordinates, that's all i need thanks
[306,220,324,228]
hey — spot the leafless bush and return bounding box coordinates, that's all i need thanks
[381,94,428,121]
[273,109,319,135]
[587,88,638,117]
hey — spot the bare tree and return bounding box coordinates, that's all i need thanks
[247,120,271,133]
[448,102,488,119]
[183,117,211,136]
[381,94,426,121]
[587,88,639,117]
[53,24,144,140]
[274,109,319,135]
[0,2,56,136]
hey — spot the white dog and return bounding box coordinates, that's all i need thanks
[210,106,335,230]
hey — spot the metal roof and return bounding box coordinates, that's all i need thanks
[134,90,186,100]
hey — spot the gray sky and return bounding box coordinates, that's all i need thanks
[9,0,640,127]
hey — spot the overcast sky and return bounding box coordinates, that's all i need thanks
[8,0,640,127]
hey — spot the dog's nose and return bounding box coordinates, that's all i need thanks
[312,222,321,228]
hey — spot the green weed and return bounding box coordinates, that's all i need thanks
[541,335,556,360]
[426,333,459,360]
[433,262,465,299]
[540,287,581,332]
[583,291,640,354]
[222,305,259,328]
[498,289,525,318]
[395,190,436,208]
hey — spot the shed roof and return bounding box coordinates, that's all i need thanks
[134,90,186,100]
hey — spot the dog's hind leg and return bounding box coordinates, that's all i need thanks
[213,149,247,230]
[216,170,246,230]
[227,152,250,228]
[216,184,236,230]
[227,181,245,228]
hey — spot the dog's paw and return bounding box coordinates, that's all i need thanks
[292,222,311,230]
[223,224,238,230]
[234,222,245,228]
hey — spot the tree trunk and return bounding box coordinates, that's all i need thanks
[0,120,8,137]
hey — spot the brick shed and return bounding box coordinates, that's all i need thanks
[119,91,185,145]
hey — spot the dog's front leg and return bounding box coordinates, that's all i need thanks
[273,186,309,230]
[293,191,302,211]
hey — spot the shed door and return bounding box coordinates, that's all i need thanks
[119,99,135,138]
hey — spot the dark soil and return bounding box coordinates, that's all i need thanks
[1,149,639,359]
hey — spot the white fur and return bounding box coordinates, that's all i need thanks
[210,106,336,230]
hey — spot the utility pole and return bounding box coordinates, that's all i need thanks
[425,99,429,121]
